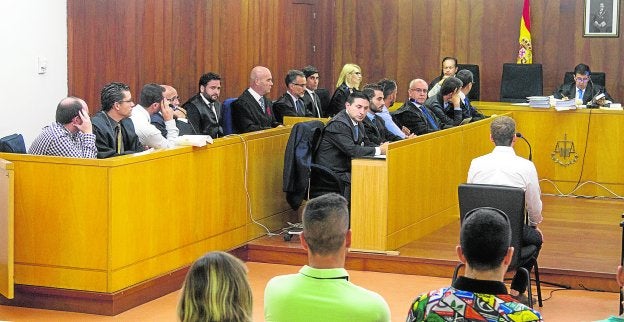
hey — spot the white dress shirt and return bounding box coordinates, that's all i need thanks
[130,104,179,149]
[467,145,543,226]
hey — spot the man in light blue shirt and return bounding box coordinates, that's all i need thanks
[264,193,391,322]
[376,78,411,138]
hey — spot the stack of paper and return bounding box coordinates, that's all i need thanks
[527,96,550,108]
[174,135,214,147]
[553,99,576,111]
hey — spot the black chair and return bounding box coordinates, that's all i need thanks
[563,71,606,88]
[221,98,237,135]
[453,183,543,308]
[457,64,480,101]
[500,63,543,103]
[0,134,26,153]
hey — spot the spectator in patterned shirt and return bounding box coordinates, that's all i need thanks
[28,96,97,158]
[406,207,543,321]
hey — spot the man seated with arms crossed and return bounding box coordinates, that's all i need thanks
[406,207,543,321]
[265,193,391,322]
[314,92,388,201]
[361,83,405,145]
[423,76,464,128]
[130,83,178,149]
[467,115,543,305]
[29,96,97,158]
[92,82,145,158]
[392,78,442,135]
[552,63,613,105]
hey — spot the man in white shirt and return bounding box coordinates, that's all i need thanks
[467,115,543,305]
[130,83,178,149]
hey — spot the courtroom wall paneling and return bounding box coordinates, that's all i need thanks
[68,0,336,114]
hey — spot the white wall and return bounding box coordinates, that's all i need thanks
[0,0,67,148]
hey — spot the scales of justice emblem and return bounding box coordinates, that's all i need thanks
[551,133,578,166]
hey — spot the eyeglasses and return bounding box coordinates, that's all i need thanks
[409,88,427,93]
[292,83,307,87]
[575,77,590,83]
[118,99,134,104]
[166,96,179,102]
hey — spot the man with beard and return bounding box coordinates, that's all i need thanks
[182,72,224,138]
[361,83,404,145]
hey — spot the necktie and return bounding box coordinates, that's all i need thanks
[210,102,219,122]
[295,99,304,116]
[354,125,359,141]
[115,124,124,154]
[312,92,322,117]
[420,106,439,131]
[578,89,584,101]
[259,98,266,113]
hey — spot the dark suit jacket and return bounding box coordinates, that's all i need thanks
[314,109,376,177]
[182,93,223,138]
[424,94,462,127]
[460,97,486,122]
[362,114,402,145]
[232,89,281,133]
[552,82,613,105]
[392,100,439,135]
[326,83,351,117]
[273,92,313,123]
[428,75,443,90]
[315,88,331,117]
[150,112,196,136]
[302,90,323,118]
[91,111,145,159]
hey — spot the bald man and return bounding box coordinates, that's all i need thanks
[29,96,97,158]
[232,66,282,133]
[392,79,443,135]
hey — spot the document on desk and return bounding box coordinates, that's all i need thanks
[174,135,214,147]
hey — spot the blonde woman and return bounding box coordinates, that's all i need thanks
[178,251,252,322]
[327,63,362,116]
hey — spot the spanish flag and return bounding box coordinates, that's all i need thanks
[517,0,532,64]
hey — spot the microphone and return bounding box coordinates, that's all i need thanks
[515,132,532,161]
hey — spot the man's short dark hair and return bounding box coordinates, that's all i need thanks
[460,207,511,271]
[574,63,591,76]
[491,115,516,146]
[302,65,319,79]
[199,72,221,90]
[284,69,305,87]
[139,83,165,107]
[361,83,383,101]
[456,70,474,89]
[56,97,82,124]
[100,82,130,112]
[302,193,349,255]
[346,91,369,105]
[439,77,463,96]
[377,78,397,99]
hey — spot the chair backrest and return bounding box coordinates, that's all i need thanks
[315,88,331,117]
[457,64,480,101]
[563,71,606,88]
[500,63,543,103]
[221,98,237,135]
[0,134,26,153]
[283,120,325,209]
[458,183,526,269]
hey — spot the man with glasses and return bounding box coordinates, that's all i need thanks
[151,85,196,136]
[130,83,178,149]
[91,82,145,158]
[274,69,314,123]
[392,79,445,135]
[428,56,459,98]
[182,72,223,138]
[553,63,613,105]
